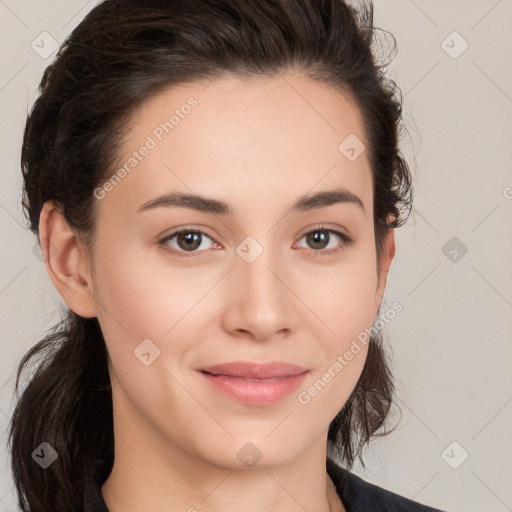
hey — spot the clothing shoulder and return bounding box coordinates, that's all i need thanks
[326,457,448,512]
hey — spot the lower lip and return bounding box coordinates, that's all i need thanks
[199,371,309,406]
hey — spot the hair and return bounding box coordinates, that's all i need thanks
[9,0,413,510]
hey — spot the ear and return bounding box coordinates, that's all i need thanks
[372,223,396,319]
[38,201,97,318]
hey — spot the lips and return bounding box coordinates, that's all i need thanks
[197,361,310,406]
[198,361,309,379]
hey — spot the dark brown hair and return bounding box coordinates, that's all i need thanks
[9,0,412,510]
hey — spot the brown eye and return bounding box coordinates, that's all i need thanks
[305,230,331,250]
[297,228,353,255]
[175,231,203,251]
[159,229,216,256]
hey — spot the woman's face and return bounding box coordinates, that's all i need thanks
[84,72,394,469]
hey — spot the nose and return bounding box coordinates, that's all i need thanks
[221,239,298,342]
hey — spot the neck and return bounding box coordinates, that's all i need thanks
[102,444,345,512]
[101,408,345,511]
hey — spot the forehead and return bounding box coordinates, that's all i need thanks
[97,72,372,219]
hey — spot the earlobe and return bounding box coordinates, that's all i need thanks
[38,201,97,318]
[372,226,396,319]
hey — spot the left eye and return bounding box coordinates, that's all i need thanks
[295,228,353,255]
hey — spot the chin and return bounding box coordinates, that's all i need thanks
[198,436,306,471]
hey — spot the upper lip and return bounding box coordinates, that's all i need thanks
[198,361,309,379]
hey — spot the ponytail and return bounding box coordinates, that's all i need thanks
[8,312,113,511]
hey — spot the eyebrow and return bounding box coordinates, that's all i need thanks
[136,187,365,215]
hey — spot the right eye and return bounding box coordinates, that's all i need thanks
[158,228,220,257]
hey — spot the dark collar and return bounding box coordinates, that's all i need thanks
[326,457,446,511]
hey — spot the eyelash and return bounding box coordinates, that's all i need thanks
[158,225,354,258]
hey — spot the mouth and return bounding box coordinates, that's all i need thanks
[196,361,310,406]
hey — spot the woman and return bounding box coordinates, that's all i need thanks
[9,0,448,511]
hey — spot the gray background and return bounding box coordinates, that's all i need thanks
[1,1,511,511]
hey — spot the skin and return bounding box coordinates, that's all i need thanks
[39,71,395,512]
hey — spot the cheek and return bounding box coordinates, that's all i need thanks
[296,273,375,425]
[295,241,378,407]
[300,240,379,342]
[307,268,376,328]
[90,238,222,369]
[92,223,378,354]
